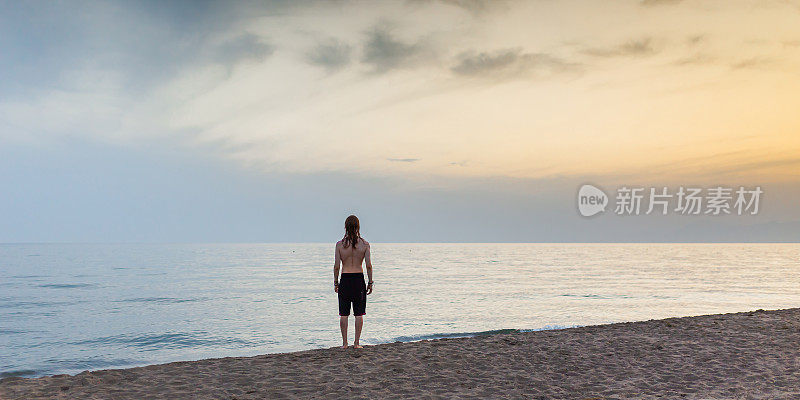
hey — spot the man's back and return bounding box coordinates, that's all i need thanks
[338,238,368,273]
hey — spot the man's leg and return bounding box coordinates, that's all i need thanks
[354,316,363,348]
[339,316,348,348]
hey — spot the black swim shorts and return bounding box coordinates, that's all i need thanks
[338,272,366,316]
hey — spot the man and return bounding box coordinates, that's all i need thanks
[333,215,374,349]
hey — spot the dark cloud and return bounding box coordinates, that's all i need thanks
[306,39,352,71]
[388,158,420,162]
[361,28,425,73]
[406,0,510,15]
[583,38,656,57]
[451,48,576,78]
[212,33,273,67]
[672,53,716,66]
[114,30,274,91]
[640,0,682,6]
[687,35,705,45]
[440,0,503,12]
[0,1,287,99]
[730,57,772,70]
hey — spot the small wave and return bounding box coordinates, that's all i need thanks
[71,332,260,350]
[281,296,324,305]
[46,357,139,372]
[650,295,678,299]
[38,283,95,289]
[390,325,578,344]
[392,328,519,342]
[560,293,633,299]
[520,324,580,332]
[0,329,28,335]
[0,369,38,379]
[1,310,59,318]
[3,358,141,378]
[114,297,209,304]
[0,300,83,309]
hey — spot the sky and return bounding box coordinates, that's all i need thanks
[1,0,799,242]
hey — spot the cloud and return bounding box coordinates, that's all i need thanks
[640,0,682,6]
[583,38,656,57]
[451,48,576,78]
[686,35,705,45]
[306,38,352,71]
[361,28,426,72]
[410,0,510,15]
[730,57,772,70]
[388,158,421,162]
[440,0,505,13]
[0,1,282,101]
[672,53,716,66]
[211,33,273,67]
[2,0,799,186]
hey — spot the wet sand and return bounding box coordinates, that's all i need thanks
[2,308,799,399]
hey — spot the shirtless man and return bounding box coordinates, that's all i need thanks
[333,215,374,349]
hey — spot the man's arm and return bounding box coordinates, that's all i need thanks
[365,243,373,294]
[333,242,341,292]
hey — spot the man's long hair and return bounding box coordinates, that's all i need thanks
[342,215,361,250]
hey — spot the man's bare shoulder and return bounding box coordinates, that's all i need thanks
[360,238,370,247]
[336,240,343,248]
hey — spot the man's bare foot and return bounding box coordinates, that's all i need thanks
[353,344,363,349]
[342,342,348,349]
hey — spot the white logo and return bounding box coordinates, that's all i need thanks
[577,184,608,217]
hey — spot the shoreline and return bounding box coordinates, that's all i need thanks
[2,308,799,399]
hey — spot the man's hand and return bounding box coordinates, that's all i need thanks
[334,283,339,293]
[366,282,373,295]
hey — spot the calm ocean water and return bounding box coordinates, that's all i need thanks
[2,243,799,378]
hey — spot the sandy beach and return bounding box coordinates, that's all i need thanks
[2,308,798,399]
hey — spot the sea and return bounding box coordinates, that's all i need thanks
[2,243,799,378]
